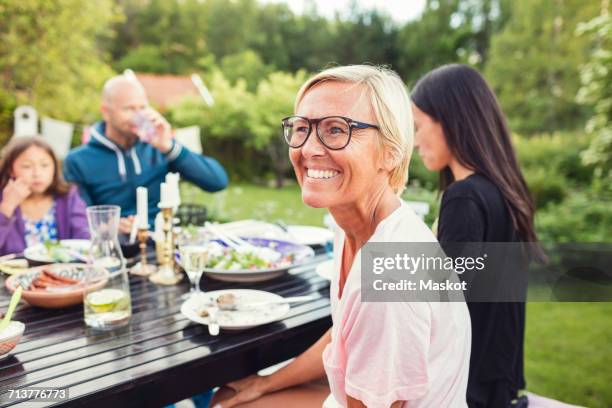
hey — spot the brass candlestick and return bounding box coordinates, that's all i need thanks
[149,206,183,285]
[130,228,157,276]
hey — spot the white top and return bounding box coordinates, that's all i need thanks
[322,200,471,408]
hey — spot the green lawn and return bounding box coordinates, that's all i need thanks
[525,302,612,407]
[183,182,612,407]
[181,182,328,226]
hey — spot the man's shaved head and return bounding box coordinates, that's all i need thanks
[102,75,147,107]
[100,75,149,145]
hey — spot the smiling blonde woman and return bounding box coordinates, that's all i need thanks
[211,65,471,408]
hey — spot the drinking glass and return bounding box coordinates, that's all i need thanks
[176,231,210,300]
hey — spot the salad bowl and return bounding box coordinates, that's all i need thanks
[200,237,315,283]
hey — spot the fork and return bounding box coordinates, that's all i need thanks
[204,222,256,252]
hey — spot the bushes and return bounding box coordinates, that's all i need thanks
[514,131,594,185]
[515,132,599,209]
[536,192,612,243]
[523,168,568,208]
[514,132,610,242]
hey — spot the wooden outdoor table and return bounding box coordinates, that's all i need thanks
[0,250,332,407]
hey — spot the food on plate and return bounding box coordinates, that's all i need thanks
[25,268,81,291]
[25,240,89,263]
[205,242,293,271]
[216,293,237,308]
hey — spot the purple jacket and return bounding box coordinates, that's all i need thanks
[0,187,90,256]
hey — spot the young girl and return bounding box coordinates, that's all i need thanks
[0,136,89,256]
[412,64,543,408]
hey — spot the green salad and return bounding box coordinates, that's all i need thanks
[205,242,294,271]
[40,240,88,262]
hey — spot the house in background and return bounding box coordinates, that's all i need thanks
[134,72,200,111]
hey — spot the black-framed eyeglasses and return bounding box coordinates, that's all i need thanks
[281,115,379,150]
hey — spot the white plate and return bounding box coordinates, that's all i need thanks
[316,259,334,281]
[200,237,314,283]
[204,269,288,283]
[286,225,334,246]
[24,239,90,263]
[181,289,290,330]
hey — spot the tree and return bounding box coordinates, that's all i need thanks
[486,0,601,134]
[332,6,399,68]
[577,3,612,191]
[396,0,511,85]
[220,50,273,92]
[248,71,309,188]
[169,70,254,142]
[111,0,210,74]
[0,0,119,142]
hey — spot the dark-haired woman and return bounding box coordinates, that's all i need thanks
[0,136,89,256]
[412,64,541,408]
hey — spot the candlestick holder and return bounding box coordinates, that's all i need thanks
[149,206,183,285]
[130,227,157,276]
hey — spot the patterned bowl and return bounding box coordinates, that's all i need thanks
[0,321,25,360]
[5,264,109,309]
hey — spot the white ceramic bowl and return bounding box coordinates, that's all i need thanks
[0,321,25,359]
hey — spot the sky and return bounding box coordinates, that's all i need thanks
[259,0,427,24]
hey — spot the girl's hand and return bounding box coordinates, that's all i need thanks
[0,178,31,217]
[210,375,268,408]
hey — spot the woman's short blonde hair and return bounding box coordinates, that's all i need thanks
[294,65,413,195]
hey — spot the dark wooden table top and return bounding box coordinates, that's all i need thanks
[0,251,332,407]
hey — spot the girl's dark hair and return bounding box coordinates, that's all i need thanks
[0,136,70,196]
[412,64,545,260]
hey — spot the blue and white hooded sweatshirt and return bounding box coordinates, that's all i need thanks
[63,121,228,218]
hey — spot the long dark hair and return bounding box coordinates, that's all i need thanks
[412,64,544,259]
[0,136,70,196]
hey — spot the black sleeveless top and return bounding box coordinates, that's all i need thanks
[438,173,526,408]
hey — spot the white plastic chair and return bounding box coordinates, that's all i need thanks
[175,126,202,154]
[13,106,38,137]
[41,117,74,159]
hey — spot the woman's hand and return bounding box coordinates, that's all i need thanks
[0,178,31,217]
[211,329,332,407]
[211,375,268,408]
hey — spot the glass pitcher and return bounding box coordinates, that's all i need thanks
[84,205,132,330]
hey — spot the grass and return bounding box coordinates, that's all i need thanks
[525,303,612,407]
[183,182,612,407]
[181,182,329,226]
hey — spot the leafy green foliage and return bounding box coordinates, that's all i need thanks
[219,50,274,92]
[0,0,118,128]
[169,70,254,142]
[535,191,612,242]
[514,132,595,186]
[247,70,308,187]
[486,0,600,133]
[576,11,612,191]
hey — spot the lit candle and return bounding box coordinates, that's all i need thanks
[136,187,148,229]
